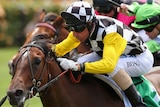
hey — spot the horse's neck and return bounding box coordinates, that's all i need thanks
[55,29,68,43]
[40,61,72,107]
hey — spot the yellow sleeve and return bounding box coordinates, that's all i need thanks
[54,32,80,57]
[84,32,127,74]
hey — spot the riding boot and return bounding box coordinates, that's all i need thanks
[112,69,146,107]
[124,84,146,107]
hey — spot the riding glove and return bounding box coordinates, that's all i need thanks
[57,58,79,71]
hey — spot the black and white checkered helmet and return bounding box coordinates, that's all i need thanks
[61,1,95,26]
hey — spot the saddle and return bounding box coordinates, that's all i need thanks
[95,75,160,107]
[94,74,131,107]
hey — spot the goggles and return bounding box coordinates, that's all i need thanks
[68,24,86,32]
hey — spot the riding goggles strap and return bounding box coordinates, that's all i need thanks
[136,14,160,25]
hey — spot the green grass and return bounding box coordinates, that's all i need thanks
[0,47,42,107]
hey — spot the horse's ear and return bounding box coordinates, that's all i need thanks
[39,9,46,22]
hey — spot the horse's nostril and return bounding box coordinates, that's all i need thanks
[7,89,24,98]
[15,89,23,96]
[7,89,25,106]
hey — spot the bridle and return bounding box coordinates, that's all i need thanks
[4,19,82,106]
[9,21,64,98]
[12,40,68,98]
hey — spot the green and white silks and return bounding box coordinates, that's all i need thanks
[132,75,160,107]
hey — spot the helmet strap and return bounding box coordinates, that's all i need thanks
[87,21,95,37]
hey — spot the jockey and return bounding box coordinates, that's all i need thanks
[119,0,160,57]
[92,0,121,18]
[51,1,153,107]
[92,0,135,27]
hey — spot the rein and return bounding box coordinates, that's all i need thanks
[37,69,82,92]
[0,96,7,106]
[37,70,68,92]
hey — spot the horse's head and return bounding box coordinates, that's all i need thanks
[7,37,56,107]
[8,11,69,76]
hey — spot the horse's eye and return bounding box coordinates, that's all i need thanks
[35,58,41,65]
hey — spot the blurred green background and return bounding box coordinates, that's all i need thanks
[0,0,66,47]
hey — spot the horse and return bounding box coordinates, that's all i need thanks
[7,37,125,107]
[145,66,160,95]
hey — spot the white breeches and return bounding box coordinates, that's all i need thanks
[77,49,153,77]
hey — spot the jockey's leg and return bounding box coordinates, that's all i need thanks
[77,50,153,107]
[112,69,146,107]
[109,50,153,107]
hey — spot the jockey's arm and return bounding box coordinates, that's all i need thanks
[52,32,80,57]
[84,33,127,74]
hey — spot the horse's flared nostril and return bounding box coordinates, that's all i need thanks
[14,89,24,97]
[7,89,24,98]
[7,89,24,105]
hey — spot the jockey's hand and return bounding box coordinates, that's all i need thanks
[117,3,130,15]
[57,58,80,71]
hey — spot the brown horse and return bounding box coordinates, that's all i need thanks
[8,9,90,75]
[7,38,125,107]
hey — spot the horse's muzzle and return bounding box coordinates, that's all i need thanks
[7,89,26,107]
